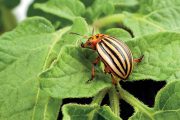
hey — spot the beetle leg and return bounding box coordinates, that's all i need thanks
[133,55,144,63]
[104,64,111,74]
[104,65,117,85]
[91,57,100,80]
[111,74,117,85]
[87,57,100,83]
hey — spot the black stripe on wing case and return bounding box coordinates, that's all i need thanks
[98,42,125,77]
[102,38,129,73]
[108,36,133,75]
[107,36,133,78]
[101,39,127,74]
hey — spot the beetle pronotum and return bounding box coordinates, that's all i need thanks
[71,32,143,84]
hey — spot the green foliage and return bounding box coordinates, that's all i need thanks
[40,46,111,98]
[34,0,85,21]
[0,0,19,33]
[27,0,64,29]
[129,81,180,120]
[123,0,180,36]
[62,104,121,120]
[1,0,180,120]
[0,17,64,120]
[85,0,115,21]
[105,28,132,41]
[0,0,20,9]
[127,32,180,81]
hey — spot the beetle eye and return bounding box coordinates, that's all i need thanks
[88,42,91,46]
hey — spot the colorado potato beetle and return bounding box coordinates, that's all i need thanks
[71,32,143,84]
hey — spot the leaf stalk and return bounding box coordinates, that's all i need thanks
[108,85,120,116]
[91,88,109,105]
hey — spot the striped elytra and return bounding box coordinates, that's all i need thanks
[96,36,133,80]
[69,31,143,83]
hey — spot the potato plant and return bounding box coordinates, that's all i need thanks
[0,0,180,120]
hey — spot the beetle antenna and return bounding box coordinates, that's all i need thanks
[69,32,89,39]
[92,27,95,36]
[69,32,82,36]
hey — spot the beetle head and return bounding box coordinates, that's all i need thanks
[69,32,106,50]
[81,34,104,50]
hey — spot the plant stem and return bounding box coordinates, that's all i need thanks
[108,85,120,116]
[116,83,154,118]
[93,14,125,29]
[91,89,109,105]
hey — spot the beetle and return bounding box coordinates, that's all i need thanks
[71,32,143,84]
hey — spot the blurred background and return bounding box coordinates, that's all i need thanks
[13,0,34,22]
[0,0,34,34]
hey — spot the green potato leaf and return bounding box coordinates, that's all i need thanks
[154,81,180,111]
[111,0,138,6]
[34,0,85,21]
[126,32,180,82]
[1,1,180,119]
[62,104,121,120]
[105,28,132,42]
[58,17,90,48]
[129,81,180,120]
[27,0,66,29]
[40,46,112,98]
[0,17,63,120]
[39,17,88,69]
[85,0,115,22]
[123,0,180,37]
